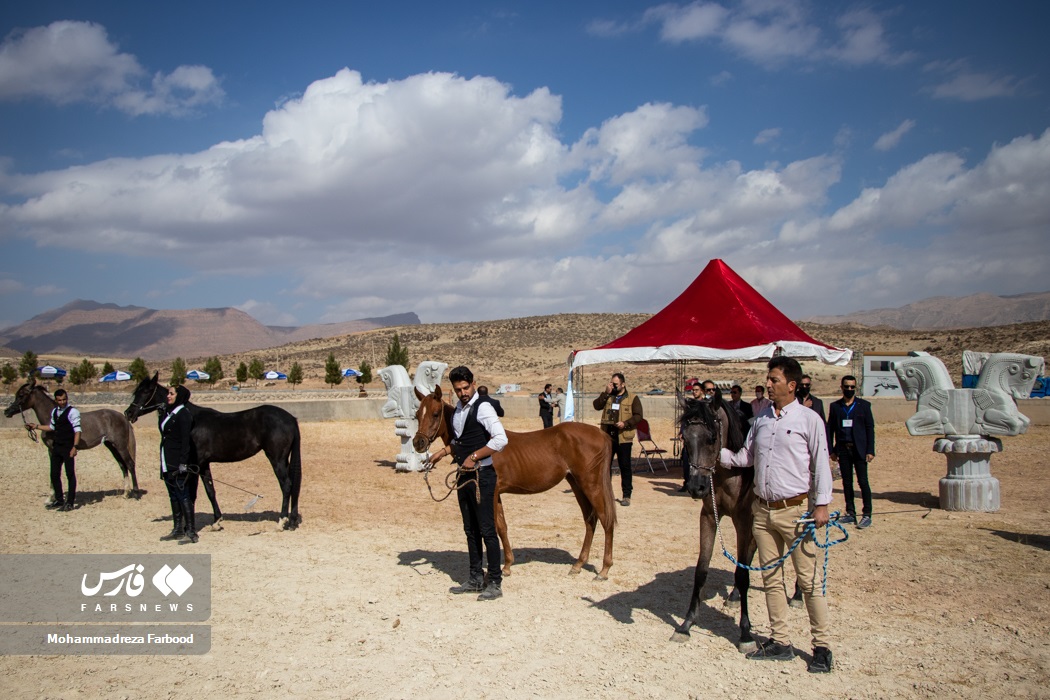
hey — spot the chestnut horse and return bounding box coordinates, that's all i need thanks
[4,377,140,499]
[670,396,758,652]
[412,386,617,580]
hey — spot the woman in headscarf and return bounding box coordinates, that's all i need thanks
[158,384,199,543]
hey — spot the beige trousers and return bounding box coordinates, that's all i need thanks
[751,499,831,649]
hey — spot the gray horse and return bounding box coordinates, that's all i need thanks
[5,377,139,500]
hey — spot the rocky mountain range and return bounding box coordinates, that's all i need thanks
[0,300,419,360]
[804,291,1050,329]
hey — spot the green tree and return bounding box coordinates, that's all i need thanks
[171,357,187,386]
[248,358,265,385]
[102,361,115,375]
[385,333,409,369]
[288,362,304,389]
[70,358,97,386]
[18,350,38,378]
[2,363,17,385]
[324,353,343,388]
[236,361,248,384]
[128,357,150,383]
[203,356,224,384]
[357,360,373,385]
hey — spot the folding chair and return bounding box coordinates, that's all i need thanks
[634,418,669,473]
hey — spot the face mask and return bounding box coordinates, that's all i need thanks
[797,386,810,397]
[842,387,856,398]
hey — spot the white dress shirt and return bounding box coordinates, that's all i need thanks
[452,392,508,466]
[721,399,833,506]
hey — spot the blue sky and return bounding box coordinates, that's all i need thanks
[1,1,1048,330]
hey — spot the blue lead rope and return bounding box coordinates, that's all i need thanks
[720,511,850,596]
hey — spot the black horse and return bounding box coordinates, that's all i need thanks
[125,373,302,530]
[670,396,757,652]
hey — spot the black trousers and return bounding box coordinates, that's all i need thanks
[838,446,872,517]
[540,412,553,429]
[457,466,501,584]
[49,446,76,504]
[607,434,633,499]
[164,470,199,529]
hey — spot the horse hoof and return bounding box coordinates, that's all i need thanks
[788,598,804,609]
[723,598,740,610]
[738,640,758,654]
[593,573,607,582]
[670,631,690,644]
[209,519,224,532]
[568,567,582,576]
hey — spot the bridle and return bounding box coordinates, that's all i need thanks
[685,414,723,478]
[413,397,448,459]
[127,382,167,419]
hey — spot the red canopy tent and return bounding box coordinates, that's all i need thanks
[565,259,852,419]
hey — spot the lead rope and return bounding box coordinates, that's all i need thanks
[20,410,39,443]
[422,456,480,504]
[709,483,849,595]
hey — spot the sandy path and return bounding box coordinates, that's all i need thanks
[1,418,1048,699]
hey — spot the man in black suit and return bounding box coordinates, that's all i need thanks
[827,375,875,528]
[727,385,753,424]
[797,374,826,424]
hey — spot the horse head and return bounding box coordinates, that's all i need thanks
[4,377,41,418]
[892,354,954,401]
[124,372,165,423]
[975,353,1044,400]
[678,397,721,501]
[412,385,450,453]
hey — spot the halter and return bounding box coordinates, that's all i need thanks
[685,415,723,477]
[9,389,40,443]
[412,396,448,453]
[128,382,167,417]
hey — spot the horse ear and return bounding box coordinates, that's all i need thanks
[677,393,690,410]
[433,385,442,400]
[151,371,159,382]
[414,386,427,401]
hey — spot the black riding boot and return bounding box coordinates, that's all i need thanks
[180,500,199,544]
[160,507,184,541]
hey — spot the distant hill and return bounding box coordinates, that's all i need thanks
[0,300,419,360]
[804,291,1050,329]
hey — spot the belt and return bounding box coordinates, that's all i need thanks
[759,493,807,510]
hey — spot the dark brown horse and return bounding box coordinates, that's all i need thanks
[670,396,758,652]
[124,373,302,530]
[4,377,140,499]
[412,386,617,580]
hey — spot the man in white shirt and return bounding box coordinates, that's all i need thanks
[721,356,834,673]
[428,365,509,601]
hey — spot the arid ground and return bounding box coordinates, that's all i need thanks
[1,417,1048,699]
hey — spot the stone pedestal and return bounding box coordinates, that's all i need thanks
[393,419,427,472]
[932,435,1002,512]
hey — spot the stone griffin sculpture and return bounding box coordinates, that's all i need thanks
[378,361,448,472]
[892,352,1043,511]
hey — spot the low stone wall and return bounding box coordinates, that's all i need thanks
[3,391,1048,430]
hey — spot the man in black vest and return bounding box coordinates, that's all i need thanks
[27,389,81,511]
[428,366,509,600]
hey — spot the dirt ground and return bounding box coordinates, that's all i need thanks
[0,416,1048,699]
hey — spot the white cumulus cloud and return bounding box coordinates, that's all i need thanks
[0,20,223,115]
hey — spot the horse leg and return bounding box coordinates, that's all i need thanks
[198,464,224,530]
[789,579,804,608]
[671,513,716,642]
[102,440,133,498]
[495,495,513,575]
[564,473,598,577]
[269,452,298,531]
[734,510,758,653]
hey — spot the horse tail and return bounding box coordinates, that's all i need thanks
[289,420,302,497]
[596,430,617,528]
